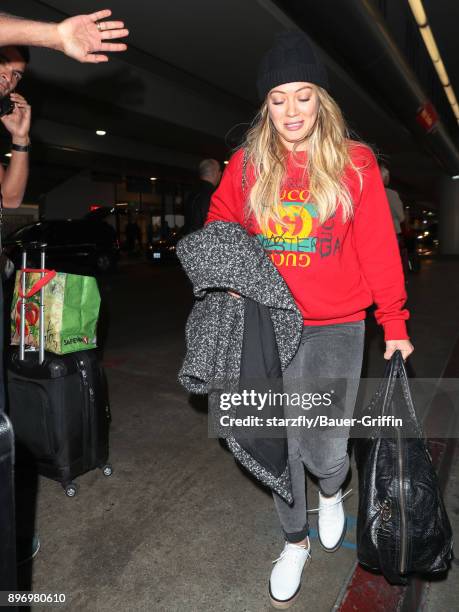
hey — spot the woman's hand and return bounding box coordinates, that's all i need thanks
[384,339,414,361]
[227,290,241,299]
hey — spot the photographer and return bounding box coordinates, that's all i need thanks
[0,46,30,209]
[0,45,34,569]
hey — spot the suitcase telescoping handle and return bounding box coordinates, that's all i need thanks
[19,242,53,364]
[19,249,26,361]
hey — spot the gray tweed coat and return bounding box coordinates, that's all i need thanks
[176,221,303,503]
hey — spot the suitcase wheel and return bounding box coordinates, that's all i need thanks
[64,482,78,498]
[102,463,113,477]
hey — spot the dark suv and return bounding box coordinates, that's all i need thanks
[3,219,119,273]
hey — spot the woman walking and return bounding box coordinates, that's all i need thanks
[205,31,414,608]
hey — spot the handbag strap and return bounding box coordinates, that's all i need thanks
[376,349,423,437]
[17,268,56,298]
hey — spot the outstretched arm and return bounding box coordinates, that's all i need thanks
[0,9,128,63]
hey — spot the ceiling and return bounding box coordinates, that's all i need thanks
[2,0,459,207]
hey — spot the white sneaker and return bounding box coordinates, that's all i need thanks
[317,488,347,552]
[269,538,311,609]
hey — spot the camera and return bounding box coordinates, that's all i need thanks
[0,95,14,118]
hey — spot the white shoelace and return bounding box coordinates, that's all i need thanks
[306,488,353,513]
[272,537,312,564]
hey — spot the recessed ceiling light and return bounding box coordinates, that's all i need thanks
[96,130,106,136]
[150,177,157,181]
[5,152,11,157]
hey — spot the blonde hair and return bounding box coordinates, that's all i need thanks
[242,85,371,230]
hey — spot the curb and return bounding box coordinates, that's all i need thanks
[335,335,459,612]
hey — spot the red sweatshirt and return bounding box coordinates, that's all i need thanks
[205,143,409,341]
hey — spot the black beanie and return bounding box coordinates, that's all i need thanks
[256,31,329,101]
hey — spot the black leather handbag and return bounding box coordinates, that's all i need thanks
[355,350,453,584]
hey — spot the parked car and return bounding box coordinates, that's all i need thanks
[146,230,182,264]
[415,219,438,256]
[3,219,120,274]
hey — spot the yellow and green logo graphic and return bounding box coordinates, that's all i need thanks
[257,201,319,252]
[255,190,340,268]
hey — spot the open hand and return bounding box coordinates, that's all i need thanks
[56,9,129,63]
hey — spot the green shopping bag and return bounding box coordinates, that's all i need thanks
[11,268,101,354]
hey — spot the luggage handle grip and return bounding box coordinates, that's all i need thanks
[18,268,56,299]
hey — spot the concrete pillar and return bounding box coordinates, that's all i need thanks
[438,175,459,255]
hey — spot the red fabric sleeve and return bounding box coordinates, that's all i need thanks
[352,149,410,341]
[205,149,244,225]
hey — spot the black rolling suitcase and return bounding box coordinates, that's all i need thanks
[6,244,112,497]
[0,411,17,589]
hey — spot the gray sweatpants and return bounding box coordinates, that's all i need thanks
[273,320,365,543]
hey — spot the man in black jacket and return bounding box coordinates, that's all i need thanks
[184,159,222,233]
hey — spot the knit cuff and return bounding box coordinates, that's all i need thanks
[284,526,309,543]
[383,319,409,342]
